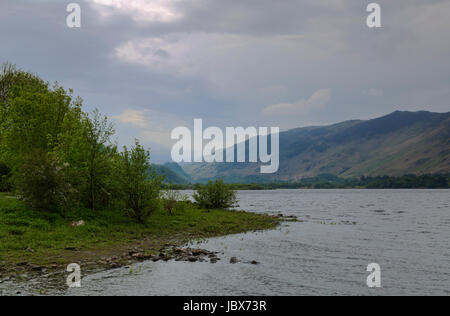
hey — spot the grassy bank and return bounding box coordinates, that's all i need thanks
[0,193,279,276]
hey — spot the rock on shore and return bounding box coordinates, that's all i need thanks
[128,247,220,264]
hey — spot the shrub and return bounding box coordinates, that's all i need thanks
[193,179,238,210]
[13,150,76,213]
[120,140,163,223]
[162,186,190,215]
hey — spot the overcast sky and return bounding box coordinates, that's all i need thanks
[1,0,449,161]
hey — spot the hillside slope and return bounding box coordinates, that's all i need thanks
[152,163,192,184]
[182,111,450,183]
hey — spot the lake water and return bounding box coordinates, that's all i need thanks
[4,189,450,296]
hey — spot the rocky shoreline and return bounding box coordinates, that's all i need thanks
[0,209,288,295]
[128,247,221,264]
[1,217,290,286]
[0,244,265,295]
[0,244,265,293]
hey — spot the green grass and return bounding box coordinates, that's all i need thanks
[0,193,279,268]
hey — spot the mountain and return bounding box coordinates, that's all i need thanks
[152,163,192,184]
[181,111,450,183]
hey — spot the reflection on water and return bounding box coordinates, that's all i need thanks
[4,189,450,296]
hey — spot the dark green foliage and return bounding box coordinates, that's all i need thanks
[193,179,238,209]
[275,173,449,189]
[237,174,449,189]
[360,174,449,189]
[0,162,11,192]
[172,173,449,190]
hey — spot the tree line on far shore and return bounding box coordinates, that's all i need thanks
[0,63,237,223]
[166,173,450,190]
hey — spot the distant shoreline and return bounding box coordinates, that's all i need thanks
[165,173,450,190]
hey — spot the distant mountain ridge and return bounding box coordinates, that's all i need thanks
[152,163,193,184]
[180,111,450,183]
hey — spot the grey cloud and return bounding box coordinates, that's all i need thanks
[1,0,449,160]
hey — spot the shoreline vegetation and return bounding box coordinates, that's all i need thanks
[0,192,280,281]
[166,173,450,190]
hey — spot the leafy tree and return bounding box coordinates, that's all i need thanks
[120,140,163,223]
[82,109,116,211]
[13,150,76,213]
[0,65,73,160]
[0,63,84,210]
[193,179,238,209]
